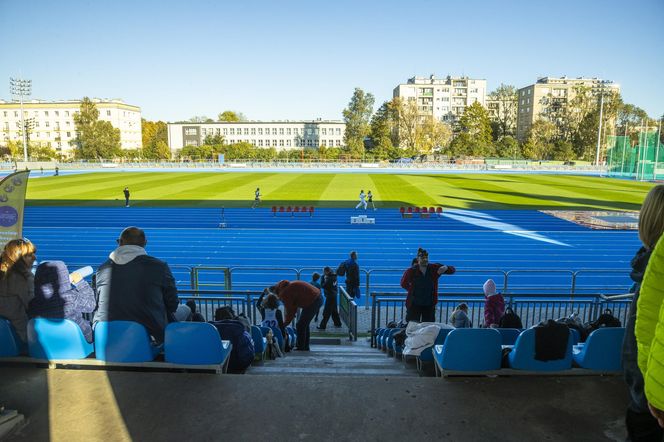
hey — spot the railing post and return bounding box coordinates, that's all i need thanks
[191,267,198,291]
[571,271,577,298]
[364,269,370,310]
[370,292,377,347]
[225,267,231,290]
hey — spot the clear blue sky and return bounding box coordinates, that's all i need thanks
[1,0,662,122]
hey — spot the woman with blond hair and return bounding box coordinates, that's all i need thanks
[623,184,664,441]
[0,238,37,343]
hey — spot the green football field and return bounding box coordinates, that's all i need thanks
[25,171,655,211]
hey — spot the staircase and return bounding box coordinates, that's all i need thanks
[247,338,420,377]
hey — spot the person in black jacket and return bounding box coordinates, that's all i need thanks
[338,251,360,299]
[123,187,130,207]
[94,226,182,343]
[317,266,341,330]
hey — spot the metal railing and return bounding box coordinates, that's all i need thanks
[338,286,358,341]
[369,291,632,347]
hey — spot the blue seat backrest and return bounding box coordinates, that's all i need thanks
[497,328,522,346]
[419,328,454,362]
[28,318,94,360]
[260,326,284,350]
[440,328,502,371]
[0,318,21,357]
[508,327,573,371]
[94,321,160,363]
[574,327,625,371]
[165,322,227,365]
[251,325,265,353]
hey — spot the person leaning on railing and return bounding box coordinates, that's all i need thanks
[623,184,664,441]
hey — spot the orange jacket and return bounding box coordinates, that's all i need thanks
[274,280,321,326]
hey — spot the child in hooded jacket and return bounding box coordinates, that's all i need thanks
[483,279,505,328]
[450,303,472,328]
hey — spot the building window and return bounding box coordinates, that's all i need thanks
[67,132,71,137]
[243,128,249,135]
[65,111,69,116]
[44,111,49,117]
[230,128,235,135]
[307,139,312,147]
[223,128,228,135]
[287,128,292,135]
[216,128,221,135]
[258,140,263,147]
[45,121,50,127]
[107,110,111,116]
[272,128,277,135]
[258,128,263,135]
[279,140,284,147]
[286,140,291,147]
[55,111,59,116]
[279,128,284,135]
[251,128,256,135]
[336,140,341,147]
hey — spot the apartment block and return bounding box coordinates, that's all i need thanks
[392,75,487,124]
[167,120,346,152]
[0,98,142,156]
[516,77,620,140]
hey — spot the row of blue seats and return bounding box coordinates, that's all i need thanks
[375,326,625,374]
[0,318,232,369]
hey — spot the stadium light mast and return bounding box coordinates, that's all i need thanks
[594,80,612,166]
[9,77,32,162]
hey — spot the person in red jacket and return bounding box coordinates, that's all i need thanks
[400,248,456,323]
[269,280,322,351]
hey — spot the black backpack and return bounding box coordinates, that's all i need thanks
[587,309,621,332]
[499,307,523,329]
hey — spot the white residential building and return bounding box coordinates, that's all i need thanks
[167,120,346,152]
[393,75,488,123]
[516,77,620,140]
[0,98,142,156]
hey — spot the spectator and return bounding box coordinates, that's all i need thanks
[317,266,341,330]
[400,247,456,323]
[623,184,664,441]
[256,290,286,339]
[186,300,205,322]
[483,279,505,328]
[449,303,472,328]
[635,226,664,429]
[123,187,130,207]
[338,251,360,299]
[210,306,255,373]
[0,239,37,343]
[94,226,183,343]
[269,280,322,351]
[310,272,323,322]
[28,261,96,342]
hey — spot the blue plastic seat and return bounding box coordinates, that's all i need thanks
[165,322,232,367]
[286,326,296,349]
[28,318,94,360]
[386,329,401,356]
[251,325,267,360]
[569,328,580,345]
[433,328,502,375]
[94,321,161,363]
[508,327,573,371]
[0,318,23,357]
[497,328,522,346]
[573,327,625,371]
[417,328,453,371]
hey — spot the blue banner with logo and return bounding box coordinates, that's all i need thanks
[0,170,30,247]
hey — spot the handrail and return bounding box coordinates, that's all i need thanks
[338,286,358,341]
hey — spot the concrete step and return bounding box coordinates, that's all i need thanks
[248,342,421,377]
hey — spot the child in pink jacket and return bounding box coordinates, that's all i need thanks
[483,279,505,328]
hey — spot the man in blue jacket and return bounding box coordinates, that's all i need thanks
[338,251,360,299]
[95,226,184,343]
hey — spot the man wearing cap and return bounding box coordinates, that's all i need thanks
[269,280,322,351]
[400,247,456,323]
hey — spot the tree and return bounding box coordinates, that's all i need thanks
[342,88,375,158]
[188,116,214,123]
[449,102,494,157]
[494,136,520,159]
[389,97,418,153]
[141,119,169,159]
[416,116,452,155]
[522,119,556,160]
[73,97,122,159]
[218,111,246,122]
[368,101,397,160]
[488,84,518,138]
[551,140,575,161]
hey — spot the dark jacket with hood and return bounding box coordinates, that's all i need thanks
[95,245,179,343]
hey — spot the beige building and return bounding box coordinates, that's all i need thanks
[167,120,346,153]
[0,98,142,156]
[393,75,487,124]
[516,77,620,140]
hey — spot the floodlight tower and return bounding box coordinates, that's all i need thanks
[595,80,612,166]
[9,77,32,162]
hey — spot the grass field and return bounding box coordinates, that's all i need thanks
[26,171,655,210]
